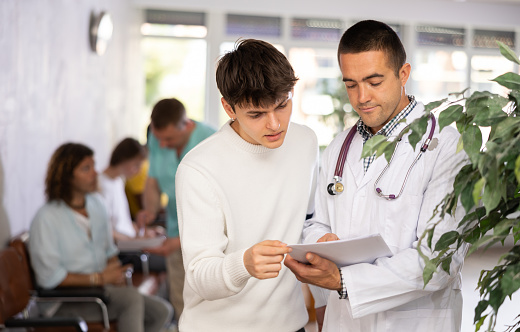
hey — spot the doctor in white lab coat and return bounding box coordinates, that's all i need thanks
[284,20,468,332]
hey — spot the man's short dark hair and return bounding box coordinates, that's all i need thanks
[150,98,186,130]
[338,20,406,76]
[216,39,298,110]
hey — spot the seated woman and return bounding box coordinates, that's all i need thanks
[99,137,166,271]
[29,142,172,332]
[99,137,163,241]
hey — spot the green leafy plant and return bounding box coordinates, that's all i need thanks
[363,41,520,332]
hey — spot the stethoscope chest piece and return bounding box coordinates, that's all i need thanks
[327,176,344,195]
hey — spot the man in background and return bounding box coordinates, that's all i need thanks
[138,98,215,322]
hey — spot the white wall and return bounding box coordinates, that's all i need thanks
[0,0,143,246]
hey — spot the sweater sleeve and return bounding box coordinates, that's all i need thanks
[176,163,251,301]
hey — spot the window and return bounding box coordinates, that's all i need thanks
[289,48,346,147]
[141,10,207,135]
[226,14,282,37]
[416,25,465,47]
[412,50,468,104]
[291,18,342,42]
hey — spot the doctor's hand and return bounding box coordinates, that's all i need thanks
[284,253,341,291]
[317,233,339,242]
[244,240,292,280]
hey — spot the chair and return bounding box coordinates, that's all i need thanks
[0,246,87,331]
[9,233,116,332]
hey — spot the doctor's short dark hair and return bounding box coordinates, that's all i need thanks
[338,20,406,76]
[45,142,93,203]
[151,98,187,130]
[216,38,298,111]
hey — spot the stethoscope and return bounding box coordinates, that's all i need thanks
[327,114,437,200]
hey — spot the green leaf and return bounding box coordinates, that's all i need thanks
[427,226,435,249]
[482,183,502,216]
[466,91,497,117]
[474,300,489,323]
[462,125,482,164]
[500,267,520,297]
[475,314,487,331]
[408,115,429,151]
[509,90,520,107]
[513,220,520,245]
[472,96,509,127]
[468,235,494,255]
[441,255,453,274]
[461,182,476,213]
[497,40,520,65]
[464,227,481,245]
[473,177,485,205]
[491,72,520,91]
[424,98,447,113]
[493,219,513,237]
[438,104,464,131]
[423,258,437,286]
[361,135,387,159]
[382,140,398,163]
[434,231,459,251]
[456,135,464,153]
[515,155,520,185]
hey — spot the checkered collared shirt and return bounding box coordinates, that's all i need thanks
[357,95,417,174]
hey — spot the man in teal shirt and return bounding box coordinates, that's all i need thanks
[139,98,215,322]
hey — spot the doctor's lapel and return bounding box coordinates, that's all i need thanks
[345,134,365,188]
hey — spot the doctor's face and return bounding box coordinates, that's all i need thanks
[221,92,293,149]
[339,50,411,134]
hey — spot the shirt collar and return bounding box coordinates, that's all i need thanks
[357,95,417,141]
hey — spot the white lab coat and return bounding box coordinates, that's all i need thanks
[304,103,468,332]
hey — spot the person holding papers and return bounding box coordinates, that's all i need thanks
[176,39,319,331]
[284,20,468,332]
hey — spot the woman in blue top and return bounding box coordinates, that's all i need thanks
[29,142,172,332]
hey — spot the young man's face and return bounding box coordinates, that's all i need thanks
[339,50,411,134]
[222,92,293,149]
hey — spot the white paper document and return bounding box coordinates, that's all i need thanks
[116,237,165,252]
[288,234,393,267]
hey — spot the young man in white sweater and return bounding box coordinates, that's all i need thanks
[175,39,319,332]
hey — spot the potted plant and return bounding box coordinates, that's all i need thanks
[364,41,520,332]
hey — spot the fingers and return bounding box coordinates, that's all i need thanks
[284,252,341,290]
[317,233,340,243]
[244,240,292,279]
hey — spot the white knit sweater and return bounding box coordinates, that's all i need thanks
[176,121,319,332]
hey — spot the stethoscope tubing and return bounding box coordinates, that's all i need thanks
[328,114,436,198]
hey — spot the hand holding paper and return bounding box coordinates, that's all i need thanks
[288,234,393,267]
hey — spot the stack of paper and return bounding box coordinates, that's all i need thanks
[288,234,393,267]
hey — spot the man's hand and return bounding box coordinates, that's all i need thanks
[135,209,156,230]
[284,253,341,291]
[244,240,292,279]
[317,233,339,242]
[143,237,180,256]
